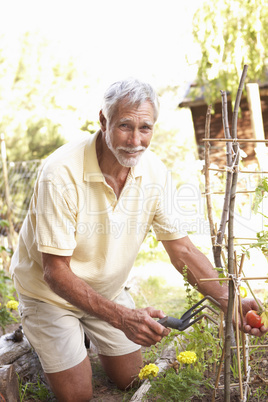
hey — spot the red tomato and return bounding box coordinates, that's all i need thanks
[245,310,263,328]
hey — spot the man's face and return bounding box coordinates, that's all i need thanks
[103,101,155,167]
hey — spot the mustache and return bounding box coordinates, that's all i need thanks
[117,146,146,153]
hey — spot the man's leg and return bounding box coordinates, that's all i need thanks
[45,356,93,402]
[98,349,143,390]
[18,294,92,400]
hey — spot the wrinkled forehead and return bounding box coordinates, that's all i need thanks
[109,97,156,123]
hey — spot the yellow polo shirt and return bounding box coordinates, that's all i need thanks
[10,131,186,309]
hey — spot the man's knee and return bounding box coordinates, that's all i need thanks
[46,375,93,402]
[99,349,142,391]
[45,357,93,401]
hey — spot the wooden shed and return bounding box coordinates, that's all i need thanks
[179,83,268,168]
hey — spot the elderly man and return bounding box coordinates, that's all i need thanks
[10,78,266,401]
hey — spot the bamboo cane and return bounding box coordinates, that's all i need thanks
[200,276,268,282]
[202,138,268,142]
[235,292,243,399]
[204,105,216,247]
[212,347,225,402]
[239,253,249,377]
[208,167,268,174]
[214,91,233,270]
[224,64,248,402]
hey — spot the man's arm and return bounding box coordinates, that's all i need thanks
[42,253,170,347]
[162,236,229,312]
[162,236,268,337]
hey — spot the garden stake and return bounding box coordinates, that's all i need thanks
[212,311,225,402]
[200,277,268,283]
[226,73,245,397]
[204,104,216,249]
[213,310,225,376]
[203,138,268,143]
[238,254,247,377]
[233,253,244,397]
[234,291,243,399]
[202,65,268,401]
[213,90,233,271]
[238,294,247,377]
[212,346,225,402]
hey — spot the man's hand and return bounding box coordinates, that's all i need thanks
[240,298,268,337]
[118,307,170,347]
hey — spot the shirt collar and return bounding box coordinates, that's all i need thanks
[84,130,104,183]
[84,130,144,182]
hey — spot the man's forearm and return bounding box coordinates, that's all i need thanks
[42,254,127,328]
[177,248,228,312]
[42,253,170,346]
[162,237,228,313]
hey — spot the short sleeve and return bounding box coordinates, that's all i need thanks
[152,171,188,241]
[36,180,77,255]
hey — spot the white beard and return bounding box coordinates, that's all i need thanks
[105,132,146,167]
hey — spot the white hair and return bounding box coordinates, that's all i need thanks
[101,78,160,123]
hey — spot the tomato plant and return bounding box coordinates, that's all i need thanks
[245,310,263,329]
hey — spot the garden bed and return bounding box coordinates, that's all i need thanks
[0,319,267,401]
[90,335,268,402]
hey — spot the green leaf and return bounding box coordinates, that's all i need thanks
[0,220,9,228]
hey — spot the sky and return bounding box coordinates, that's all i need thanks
[1,0,204,95]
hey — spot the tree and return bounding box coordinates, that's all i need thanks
[0,31,96,161]
[192,0,268,106]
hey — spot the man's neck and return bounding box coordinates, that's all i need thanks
[96,132,130,197]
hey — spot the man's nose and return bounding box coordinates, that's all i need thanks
[127,128,141,147]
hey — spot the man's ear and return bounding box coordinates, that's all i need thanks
[99,110,107,132]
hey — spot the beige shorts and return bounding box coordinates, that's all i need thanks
[18,289,140,373]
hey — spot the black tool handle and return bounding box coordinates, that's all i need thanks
[158,316,182,330]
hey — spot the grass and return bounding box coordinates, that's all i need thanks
[18,376,56,402]
[129,275,187,318]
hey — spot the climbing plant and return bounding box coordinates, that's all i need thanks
[192,0,268,106]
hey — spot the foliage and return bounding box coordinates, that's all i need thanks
[192,0,268,106]
[134,231,170,266]
[136,270,221,401]
[6,118,66,161]
[130,276,187,318]
[18,376,56,402]
[0,268,18,333]
[252,177,268,213]
[0,221,18,332]
[245,178,268,261]
[0,31,94,161]
[178,266,222,372]
[145,367,211,401]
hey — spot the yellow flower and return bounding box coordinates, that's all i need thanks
[239,287,247,298]
[177,351,197,365]
[138,363,159,380]
[6,300,19,311]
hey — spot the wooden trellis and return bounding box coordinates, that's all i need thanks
[201,65,268,402]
